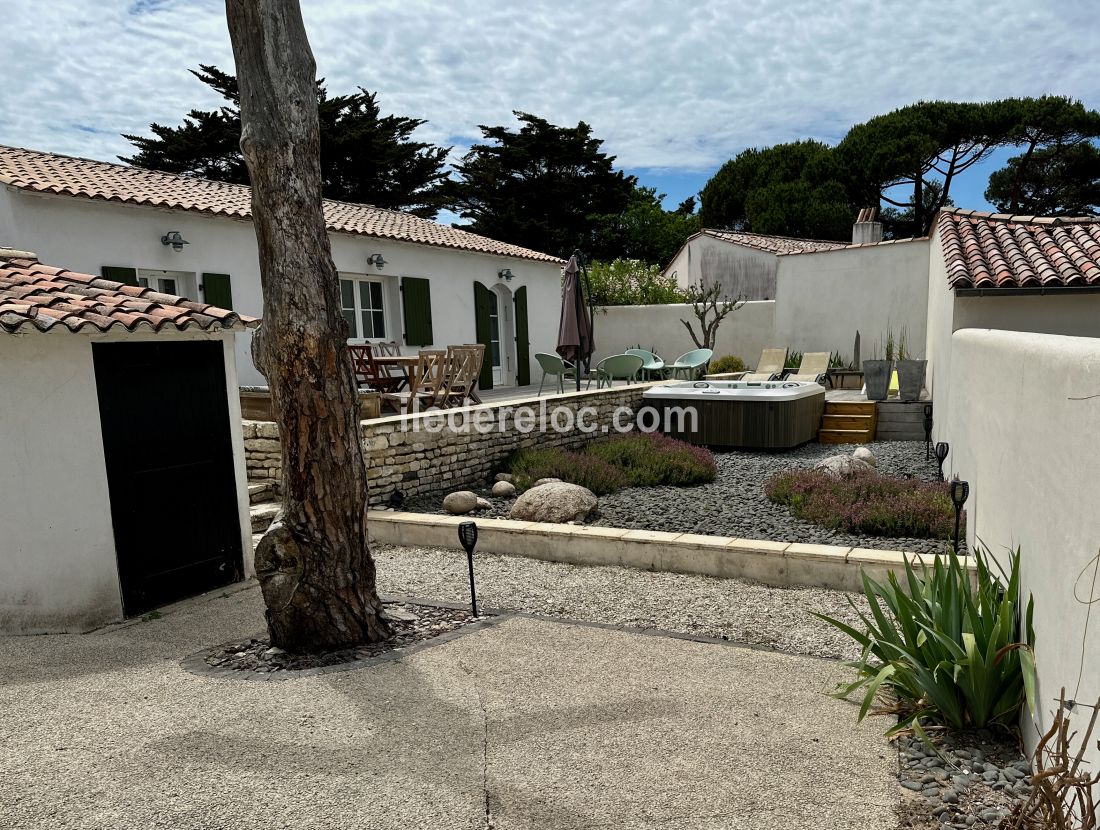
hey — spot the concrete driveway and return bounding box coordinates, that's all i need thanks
[0,586,896,829]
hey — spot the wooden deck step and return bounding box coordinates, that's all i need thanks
[819,429,875,444]
[824,401,877,416]
[821,414,874,431]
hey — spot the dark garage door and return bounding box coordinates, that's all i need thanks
[93,341,243,616]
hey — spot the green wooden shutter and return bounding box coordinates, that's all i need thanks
[473,281,494,391]
[401,277,433,346]
[201,273,233,309]
[101,266,138,286]
[514,286,530,386]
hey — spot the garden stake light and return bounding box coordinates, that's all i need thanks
[950,479,969,554]
[935,441,949,480]
[923,404,933,459]
[457,521,479,617]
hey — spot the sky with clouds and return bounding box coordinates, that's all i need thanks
[2,0,1098,216]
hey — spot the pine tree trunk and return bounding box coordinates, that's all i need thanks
[226,0,390,652]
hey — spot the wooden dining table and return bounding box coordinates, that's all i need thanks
[373,355,420,370]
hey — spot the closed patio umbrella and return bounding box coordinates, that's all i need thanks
[556,252,595,390]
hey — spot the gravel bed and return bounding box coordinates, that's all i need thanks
[373,542,869,660]
[896,731,1031,829]
[407,440,956,555]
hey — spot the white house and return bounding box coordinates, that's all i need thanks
[0,145,565,390]
[0,248,257,633]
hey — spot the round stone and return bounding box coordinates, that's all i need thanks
[492,480,517,498]
[442,490,478,514]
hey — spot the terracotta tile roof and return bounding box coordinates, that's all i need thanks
[938,208,1100,291]
[0,145,563,264]
[0,251,259,335]
[702,229,849,255]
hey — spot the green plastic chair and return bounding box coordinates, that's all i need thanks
[588,353,645,389]
[535,352,576,395]
[666,348,714,380]
[625,348,665,381]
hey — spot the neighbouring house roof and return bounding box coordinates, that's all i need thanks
[0,145,563,265]
[696,229,849,255]
[0,249,259,335]
[938,208,1100,291]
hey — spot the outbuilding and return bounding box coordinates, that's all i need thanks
[0,249,258,633]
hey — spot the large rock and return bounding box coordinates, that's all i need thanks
[533,477,562,488]
[814,454,874,478]
[476,497,492,511]
[852,446,877,467]
[494,472,515,483]
[443,490,479,514]
[510,482,597,524]
[492,480,517,498]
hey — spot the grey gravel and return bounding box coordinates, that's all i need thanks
[373,542,871,660]
[408,440,960,555]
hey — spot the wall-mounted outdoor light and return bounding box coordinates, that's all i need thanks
[949,479,970,554]
[367,253,387,270]
[935,441,949,481]
[457,521,479,617]
[497,268,514,282]
[160,231,189,252]
[923,404,934,460]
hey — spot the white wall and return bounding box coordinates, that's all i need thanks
[0,327,253,633]
[595,301,775,366]
[944,329,1100,766]
[665,233,779,300]
[774,239,931,364]
[0,188,563,388]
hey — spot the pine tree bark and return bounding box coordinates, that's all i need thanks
[226,0,390,651]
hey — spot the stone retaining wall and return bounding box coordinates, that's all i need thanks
[242,383,660,505]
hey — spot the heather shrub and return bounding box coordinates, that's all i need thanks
[508,447,627,495]
[766,468,956,539]
[709,354,747,374]
[588,432,717,487]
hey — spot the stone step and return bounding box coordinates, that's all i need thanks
[250,502,280,533]
[819,428,875,444]
[825,401,877,416]
[248,483,274,505]
[821,414,874,431]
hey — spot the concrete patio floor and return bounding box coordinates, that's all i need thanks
[1,586,896,829]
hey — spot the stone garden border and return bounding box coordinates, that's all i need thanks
[367,510,977,593]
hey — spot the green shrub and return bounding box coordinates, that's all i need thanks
[508,447,627,495]
[815,546,1036,734]
[709,354,747,374]
[784,349,804,369]
[506,433,716,494]
[766,468,956,539]
[587,433,717,487]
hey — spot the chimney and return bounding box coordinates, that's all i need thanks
[852,207,883,245]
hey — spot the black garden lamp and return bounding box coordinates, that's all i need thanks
[935,442,949,480]
[923,404,934,460]
[457,521,479,617]
[949,479,970,555]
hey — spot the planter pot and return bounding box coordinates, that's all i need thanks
[896,359,927,402]
[863,360,892,401]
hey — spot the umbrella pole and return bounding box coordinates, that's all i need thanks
[573,249,590,392]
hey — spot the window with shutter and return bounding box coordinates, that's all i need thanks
[201,273,233,310]
[400,277,433,346]
[101,266,138,287]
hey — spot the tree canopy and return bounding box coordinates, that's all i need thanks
[699,141,852,240]
[588,186,701,265]
[122,65,449,217]
[446,112,637,257]
[986,142,1100,216]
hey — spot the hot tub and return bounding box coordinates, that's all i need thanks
[642,380,825,449]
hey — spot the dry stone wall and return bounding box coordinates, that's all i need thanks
[242,384,656,505]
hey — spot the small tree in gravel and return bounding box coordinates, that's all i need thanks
[680,281,744,352]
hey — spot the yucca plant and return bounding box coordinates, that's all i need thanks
[815,546,1037,735]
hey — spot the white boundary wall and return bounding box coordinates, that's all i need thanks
[945,328,1100,764]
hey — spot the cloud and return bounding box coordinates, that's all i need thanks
[2,0,1097,180]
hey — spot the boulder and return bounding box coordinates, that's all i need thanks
[814,454,874,478]
[852,446,877,467]
[476,497,493,511]
[492,480,517,498]
[510,482,597,524]
[443,490,479,515]
[533,477,562,488]
[494,472,515,483]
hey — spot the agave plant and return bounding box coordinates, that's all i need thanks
[816,545,1037,735]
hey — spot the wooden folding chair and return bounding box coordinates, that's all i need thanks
[381,350,446,414]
